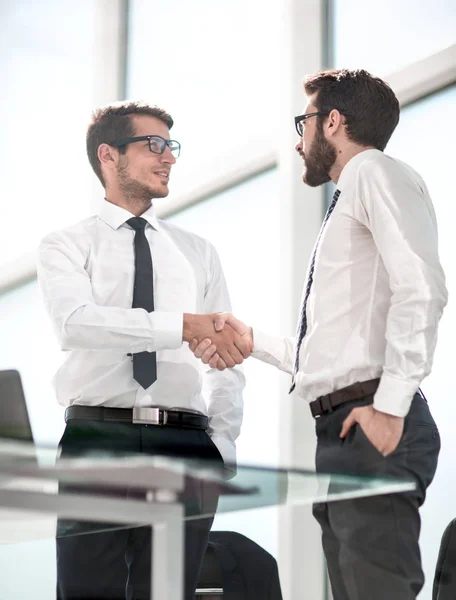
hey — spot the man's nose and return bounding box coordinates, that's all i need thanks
[161,146,177,164]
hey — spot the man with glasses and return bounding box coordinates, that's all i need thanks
[189,69,447,599]
[37,101,250,600]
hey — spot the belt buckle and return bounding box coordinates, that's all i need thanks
[132,407,168,425]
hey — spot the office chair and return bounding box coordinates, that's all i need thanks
[196,530,283,599]
[433,517,456,599]
[196,540,223,597]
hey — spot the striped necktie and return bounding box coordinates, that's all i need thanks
[290,189,341,393]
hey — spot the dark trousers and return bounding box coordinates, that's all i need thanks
[56,420,223,600]
[313,392,440,600]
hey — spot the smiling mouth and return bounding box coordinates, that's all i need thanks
[154,171,170,181]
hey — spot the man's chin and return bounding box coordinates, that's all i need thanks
[302,169,330,188]
[150,185,169,199]
[302,171,320,188]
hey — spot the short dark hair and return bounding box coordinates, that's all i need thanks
[86,101,174,186]
[304,69,400,151]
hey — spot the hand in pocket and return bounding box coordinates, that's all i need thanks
[340,404,404,457]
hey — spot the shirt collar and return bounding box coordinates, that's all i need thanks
[98,200,161,231]
[336,148,382,192]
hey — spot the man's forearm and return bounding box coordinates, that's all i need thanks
[251,329,295,374]
[61,304,182,351]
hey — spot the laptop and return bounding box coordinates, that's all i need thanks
[0,370,53,544]
[0,369,34,442]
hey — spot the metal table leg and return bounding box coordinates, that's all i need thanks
[151,502,184,600]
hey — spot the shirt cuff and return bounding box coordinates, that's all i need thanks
[373,373,419,417]
[252,328,278,357]
[210,434,237,479]
[147,312,183,351]
[251,328,293,374]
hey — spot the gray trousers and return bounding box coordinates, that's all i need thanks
[313,392,440,600]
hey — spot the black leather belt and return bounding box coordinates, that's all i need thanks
[309,378,380,418]
[65,405,209,430]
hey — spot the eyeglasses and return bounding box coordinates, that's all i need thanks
[294,112,329,137]
[294,110,349,137]
[110,135,181,158]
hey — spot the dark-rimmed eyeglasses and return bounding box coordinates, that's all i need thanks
[294,110,348,137]
[110,135,181,158]
[294,112,329,136]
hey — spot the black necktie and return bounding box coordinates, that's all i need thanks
[127,217,157,389]
[290,189,341,393]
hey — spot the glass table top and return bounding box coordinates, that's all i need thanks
[0,436,416,543]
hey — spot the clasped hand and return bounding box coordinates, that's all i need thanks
[185,313,251,370]
[184,313,252,369]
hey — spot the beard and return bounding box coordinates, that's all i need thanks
[117,157,169,204]
[302,126,337,187]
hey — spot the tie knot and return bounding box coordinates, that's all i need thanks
[333,189,341,202]
[127,217,148,231]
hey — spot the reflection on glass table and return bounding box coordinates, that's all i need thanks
[0,437,416,515]
[0,438,416,600]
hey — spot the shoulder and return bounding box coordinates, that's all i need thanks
[158,220,219,258]
[38,215,98,256]
[356,151,425,192]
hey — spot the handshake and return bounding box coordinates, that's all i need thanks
[183,313,252,370]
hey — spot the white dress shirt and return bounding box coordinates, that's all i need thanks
[253,149,448,417]
[37,200,244,465]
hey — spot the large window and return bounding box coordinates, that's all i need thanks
[386,84,456,600]
[0,0,103,270]
[331,0,456,75]
[0,280,64,445]
[127,0,280,199]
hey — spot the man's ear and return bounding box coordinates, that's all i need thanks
[98,143,117,166]
[326,109,344,136]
